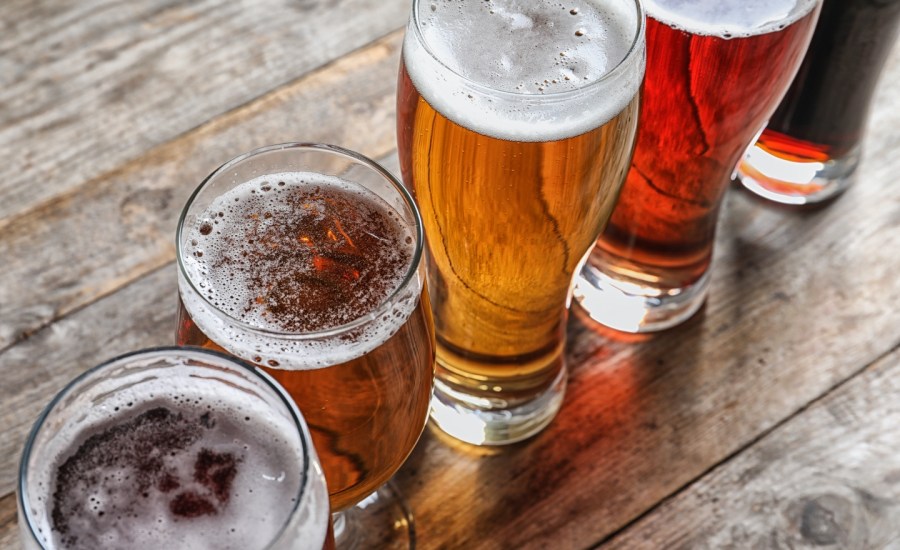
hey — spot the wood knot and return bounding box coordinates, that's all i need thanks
[799,495,848,545]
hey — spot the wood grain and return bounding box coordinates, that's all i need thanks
[0,30,405,350]
[0,266,177,497]
[605,348,900,549]
[0,492,16,550]
[0,0,406,222]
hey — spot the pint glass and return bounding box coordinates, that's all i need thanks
[18,347,332,550]
[398,0,645,444]
[738,0,900,205]
[574,0,821,333]
[176,144,434,547]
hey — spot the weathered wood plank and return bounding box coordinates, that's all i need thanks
[0,0,407,222]
[0,31,404,350]
[0,266,178,498]
[604,347,900,549]
[0,492,16,550]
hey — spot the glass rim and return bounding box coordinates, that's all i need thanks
[409,0,646,100]
[175,142,425,341]
[17,346,315,549]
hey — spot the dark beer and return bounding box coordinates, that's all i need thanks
[575,0,821,332]
[738,0,900,203]
[177,167,434,512]
[397,0,644,444]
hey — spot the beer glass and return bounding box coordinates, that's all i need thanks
[738,0,900,205]
[176,143,434,548]
[573,0,822,333]
[18,347,332,550]
[397,0,646,445]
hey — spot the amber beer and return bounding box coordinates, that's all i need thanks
[574,0,821,333]
[398,0,645,444]
[175,145,434,514]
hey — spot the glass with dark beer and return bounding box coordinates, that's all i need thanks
[397,0,645,445]
[738,0,900,205]
[574,0,822,333]
[17,347,332,550]
[175,143,434,548]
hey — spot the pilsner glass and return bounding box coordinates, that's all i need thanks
[738,0,900,205]
[175,143,434,548]
[18,347,332,550]
[397,0,646,445]
[573,0,822,333]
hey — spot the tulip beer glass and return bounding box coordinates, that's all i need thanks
[176,144,434,548]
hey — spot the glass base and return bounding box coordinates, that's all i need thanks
[573,261,710,333]
[737,143,860,205]
[333,482,415,550]
[429,364,566,446]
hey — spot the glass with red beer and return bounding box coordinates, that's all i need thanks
[574,0,822,332]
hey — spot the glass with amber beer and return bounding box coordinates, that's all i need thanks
[18,347,332,550]
[175,143,434,548]
[573,0,822,333]
[397,0,646,445]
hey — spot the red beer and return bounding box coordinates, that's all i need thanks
[576,0,821,332]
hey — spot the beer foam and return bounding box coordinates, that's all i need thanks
[179,172,421,370]
[27,361,328,549]
[403,0,645,141]
[645,0,820,38]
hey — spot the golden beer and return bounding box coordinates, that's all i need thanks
[397,0,645,444]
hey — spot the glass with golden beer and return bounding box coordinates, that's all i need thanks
[18,347,332,550]
[574,0,822,333]
[175,144,434,548]
[398,0,645,444]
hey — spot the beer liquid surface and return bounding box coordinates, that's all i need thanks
[181,172,416,368]
[405,0,644,141]
[40,394,307,549]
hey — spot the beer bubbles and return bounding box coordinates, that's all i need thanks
[180,172,419,370]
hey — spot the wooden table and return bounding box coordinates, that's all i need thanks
[2,2,899,548]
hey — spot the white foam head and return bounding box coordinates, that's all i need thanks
[21,352,330,550]
[403,0,646,141]
[179,172,422,371]
[645,0,820,38]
